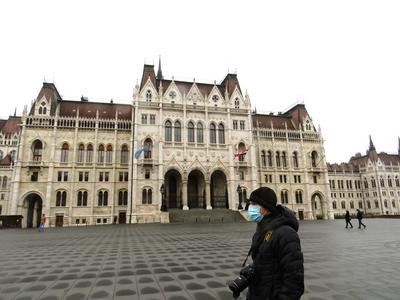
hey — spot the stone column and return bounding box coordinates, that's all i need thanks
[205,180,212,210]
[182,180,188,210]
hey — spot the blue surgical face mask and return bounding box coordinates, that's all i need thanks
[248,204,264,222]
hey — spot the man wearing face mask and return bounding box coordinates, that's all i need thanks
[246,187,304,300]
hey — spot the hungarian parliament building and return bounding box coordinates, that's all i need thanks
[1,63,399,228]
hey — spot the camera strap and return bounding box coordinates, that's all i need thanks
[242,248,252,267]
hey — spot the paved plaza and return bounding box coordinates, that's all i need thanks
[1,219,400,300]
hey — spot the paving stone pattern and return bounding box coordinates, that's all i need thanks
[1,219,400,299]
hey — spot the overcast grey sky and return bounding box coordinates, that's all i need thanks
[1,0,399,163]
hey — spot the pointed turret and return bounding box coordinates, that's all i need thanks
[368,135,376,151]
[156,55,163,80]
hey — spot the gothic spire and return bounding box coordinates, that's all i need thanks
[156,55,163,80]
[368,134,376,151]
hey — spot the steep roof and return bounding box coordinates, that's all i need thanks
[252,114,295,130]
[139,64,240,99]
[29,82,62,116]
[59,101,132,120]
[0,154,12,166]
[0,116,21,135]
[327,162,359,173]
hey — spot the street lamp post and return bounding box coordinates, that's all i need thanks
[237,184,243,210]
[160,183,167,212]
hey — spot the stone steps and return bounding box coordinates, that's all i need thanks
[168,208,247,223]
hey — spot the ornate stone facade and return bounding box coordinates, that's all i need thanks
[1,63,338,227]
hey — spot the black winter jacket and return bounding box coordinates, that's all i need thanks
[247,205,304,300]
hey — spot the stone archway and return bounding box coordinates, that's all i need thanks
[210,170,228,209]
[311,192,325,220]
[164,169,182,209]
[187,170,205,209]
[22,193,43,228]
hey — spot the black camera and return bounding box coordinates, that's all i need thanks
[227,264,254,299]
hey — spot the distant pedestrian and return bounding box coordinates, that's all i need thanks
[356,209,366,229]
[345,210,353,229]
[39,213,46,232]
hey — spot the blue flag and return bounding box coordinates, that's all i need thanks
[134,144,149,159]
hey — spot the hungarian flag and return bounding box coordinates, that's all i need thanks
[234,149,248,158]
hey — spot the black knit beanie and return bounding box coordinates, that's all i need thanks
[249,187,278,214]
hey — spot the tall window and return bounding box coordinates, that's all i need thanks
[77,191,88,206]
[292,152,299,168]
[238,143,246,162]
[295,190,303,204]
[282,151,287,168]
[77,144,85,163]
[388,176,392,187]
[196,122,204,143]
[276,151,281,167]
[97,144,105,163]
[56,191,67,207]
[2,176,7,189]
[358,201,363,209]
[174,121,181,142]
[0,150,3,160]
[33,140,43,161]
[281,190,289,204]
[267,151,273,167]
[120,145,128,164]
[142,188,152,204]
[261,150,266,167]
[10,150,16,162]
[380,177,385,187]
[311,151,318,167]
[341,201,346,209]
[188,122,195,143]
[144,139,152,159]
[60,143,69,162]
[106,145,113,163]
[86,144,93,163]
[234,97,240,109]
[165,121,172,142]
[98,191,108,206]
[146,90,152,102]
[209,123,217,144]
[218,123,225,144]
[118,190,128,206]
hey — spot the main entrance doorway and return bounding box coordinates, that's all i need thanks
[187,170,205,209]
[165,169,182,209]
[23,193,43,228]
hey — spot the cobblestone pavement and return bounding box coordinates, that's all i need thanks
[1,219,400,300]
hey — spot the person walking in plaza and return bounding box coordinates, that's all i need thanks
[345,210,353,229]
[39,213,46,232]
[244,187,304,300]
[356,209,366,229]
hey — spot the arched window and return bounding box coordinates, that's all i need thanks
[295,190,303,204]
[98,190,108,206]
[165,120,172,142]
[292,152,299,168]
[77,191,88,206]
[267,151,273,167]
[374,200,379,208]
[261,150,266,167]
[188,122,195,143]
[209,123,217,144]
[77,144,85,163]
[0,150,3,160]
[388,176,392,187]
[396,176,400,187]
[367,200,371,209]
[56,191,67,207]
[234,97,240,109]
[33,140,43,161]
[61,143,69,163]
[174,121,181,142]
[281,151,287,168]
[144,139,153,159]
[384,200,388,208]
[341,201,346,209]
[10,150,16,163]
[350,201,354,209]
[364,179,369,189]
[332,201,337,209]
[392,200,396,208]
[120,144,128,164]
[358,201,363,209]
[275,151,281,167]
[238,143,246,162]
[196,122,204,143]
[218,123,225,144]
[118,190,128,206]
[38,107,42,114]
[86,144,93,163]
[106,145,113,163]
[311,151,318,167]
[146,90,152,102]
[142,188,153,204]
[380,177,385,187]
[97,144,105,163]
